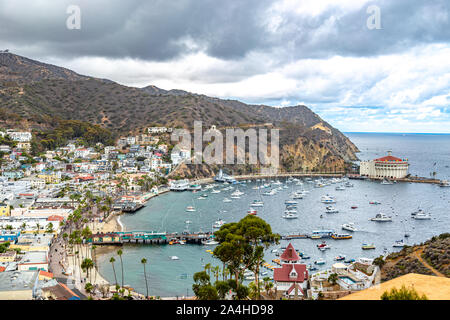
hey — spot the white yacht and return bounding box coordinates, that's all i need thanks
[370,213,393,222]
[341,222,357,232]
[291,192,304,199]
[321,195,336,204]
[202,239,219,245]
[413,212,431,220]
[282,212,298,219]
[170,256,180,260]
[285,199,298,205]
[223,198,232,203]
[335,185,345,191]
[211,189,221,194]
[250,200,264,207]
[325,206,339,214]
[231,189,244,197]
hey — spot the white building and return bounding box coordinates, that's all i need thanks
[74,148,90,159]
[360,151,409,179]
[7,131,32,142]
[148,127,170,134]
[171,149,191,165]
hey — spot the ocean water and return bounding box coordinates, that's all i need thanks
[97,133,450,297]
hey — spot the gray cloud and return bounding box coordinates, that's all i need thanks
[0,0,449,62]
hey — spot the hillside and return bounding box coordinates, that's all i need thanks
[0,52,359,173]
[380,233,450,281]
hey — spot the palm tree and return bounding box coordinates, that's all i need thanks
[84,282,94,299]
[204,263,211,277]
[141,258,149,299]
[81,258,94,283]
[92,245,98,284]
[117,249,124,296]
[109,257,118,287]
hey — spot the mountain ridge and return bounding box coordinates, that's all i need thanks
[0,52,359,172]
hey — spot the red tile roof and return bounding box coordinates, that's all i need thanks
[280,243,301,262]
[374,155,405,162]
[47,215,64,222]
[0,266,5,272]
[274,264,308,283]
[39,270,54,279]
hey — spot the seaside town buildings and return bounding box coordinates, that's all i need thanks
[359,151,409,179]
[0,126,179,299]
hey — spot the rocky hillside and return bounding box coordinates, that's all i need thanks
[380,233,450,281]
[0,52,358,172]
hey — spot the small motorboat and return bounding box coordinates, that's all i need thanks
[325,206,339,214]
[351,206,358,209]
[213,219,226,229]
[223,198,232,203]
[361,243,376,250]
[344,259,355,264]
[393,240,406,248]
[317,242,330,250]
[369,201,381,205]
[314,259,326,265]
[334,255,346,261]
[170,256,180,260]
[186,206,196,212]
[247,209,257,215]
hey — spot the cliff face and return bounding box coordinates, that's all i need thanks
[0,52,359,175]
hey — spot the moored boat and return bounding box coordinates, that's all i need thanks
[361,243,376,250]
[331,233,352,240]
[370,213,393,222]
[186,206,196,212]
[341,222,357,232]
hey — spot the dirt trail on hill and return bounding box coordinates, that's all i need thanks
[413,248,445,277]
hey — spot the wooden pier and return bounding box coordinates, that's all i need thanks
[87,231,214,245]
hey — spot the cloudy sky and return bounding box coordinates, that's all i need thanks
[1,0,449,133]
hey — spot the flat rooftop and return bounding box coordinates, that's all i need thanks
[19,251,48,265]
[0,270,38,292]
[339,273,450,300]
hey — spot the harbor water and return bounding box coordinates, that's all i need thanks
[97,133,450,297]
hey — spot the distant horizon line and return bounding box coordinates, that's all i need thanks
[344,132,450,135]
